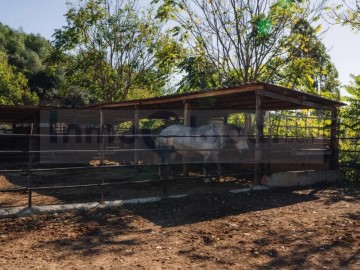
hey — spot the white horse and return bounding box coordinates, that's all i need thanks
[155,122,249,181]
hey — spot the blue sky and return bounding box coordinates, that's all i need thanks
[0,0,359,95]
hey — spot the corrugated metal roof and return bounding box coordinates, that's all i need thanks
[83,82,344,110]
[0,82,345,123]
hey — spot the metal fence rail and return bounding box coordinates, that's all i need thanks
[338,136,360,182]
[0,131,334,208]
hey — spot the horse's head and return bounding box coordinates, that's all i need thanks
[226,124,249,151]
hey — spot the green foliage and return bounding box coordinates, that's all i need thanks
[153,0,339,97]
[177,55,219,93]
[52,0,175,103]
[271,18,340,99]
[0,22,62,105]
[256,17,272,37]
[342,75,360,131]
[338,75,360,182]
[0,51,38,105]
[0,24,51,74]
[329,0,360,31]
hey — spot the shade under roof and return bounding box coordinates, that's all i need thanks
[0,82,344,123]
[85,82,344,111]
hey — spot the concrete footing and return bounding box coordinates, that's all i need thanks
[0,186,268,219]
[261,170,341,187]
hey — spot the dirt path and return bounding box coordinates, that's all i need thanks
[0,184,359,269]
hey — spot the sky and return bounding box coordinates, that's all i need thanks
[0,0,359,95]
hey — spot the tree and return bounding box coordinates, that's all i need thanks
[0,51,38,105]
[273,19,340,99]
[177,53,219,93]
[153,0,328,87]
[342,75,360,129]
[330,0,360,31]
[153,0,340,98]
[338,74,360,181]
[52,0,174,102]
[0,23,61,105]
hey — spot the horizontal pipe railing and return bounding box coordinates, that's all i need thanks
[0,130,339,208]
[0,157,327,174]
[0,146,332,154]
[0,172,258,194]
[0,133,332,138]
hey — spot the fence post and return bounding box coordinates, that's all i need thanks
[134,105,139,170]
[100,109,105,203]
[330,108,339,170]
[183,102,190,176]
[28,123,34,208]
[255,91,264,185]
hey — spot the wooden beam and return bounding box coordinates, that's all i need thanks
[96,85,264,109]
[147,85,263,106]
[27,112,37,208]
[255,91,265,185]
[134,105,140,166]
[183,102,190,176]
[99,110,105,166]
[261,90,334,111]
[264,83,345,107]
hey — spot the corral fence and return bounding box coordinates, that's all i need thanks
[339,137,360,182]
[0,133,259,208]
[0,109,340,208]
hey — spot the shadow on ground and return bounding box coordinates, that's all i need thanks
[1,185,359,269]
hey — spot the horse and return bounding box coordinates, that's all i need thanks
[155,122,249,182]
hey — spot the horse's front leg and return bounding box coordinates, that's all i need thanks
[159,163,169,180]
[216,154,221,181]
[159,151,170,195]
[203,154,211,183]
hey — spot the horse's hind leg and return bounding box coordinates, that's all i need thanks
[203,155,211,183]
[216,155,221,181]
[159,151,170,195]
[216,163,221,181]
[158,151,167,180]
[203,164,211,183]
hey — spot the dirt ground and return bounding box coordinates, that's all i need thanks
[0,165,254,208]
[0,184,359,270]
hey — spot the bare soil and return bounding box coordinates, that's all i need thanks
[0,184,359,270]
[0,165,253,208]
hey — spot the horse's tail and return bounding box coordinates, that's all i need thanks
[155,132,177,164]
[152,132,165,163]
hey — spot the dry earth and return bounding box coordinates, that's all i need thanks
[0,184,359,270]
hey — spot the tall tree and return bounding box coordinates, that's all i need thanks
[52,0,175,102]
[0,23,61,105]
[0,51,38,105]
[153,0,340,98]
[343,75,360,127]
[177,50,219,93]
[154,0,327,84]
[330,0,360,31]
[273,19,340,99]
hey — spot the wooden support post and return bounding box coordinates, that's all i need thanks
[100,110,105,203]
[134,105,140,168]
[28,114,36,208]
[255,91,264,185]
[100,110,105,165]
[330,108,339,170]
[183,102,190,176]
[162,163,169,196]
[266,113,272,176]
